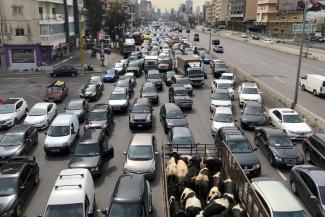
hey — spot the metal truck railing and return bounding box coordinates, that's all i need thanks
[162,143,270,217]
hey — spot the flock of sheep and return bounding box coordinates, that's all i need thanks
[165,153,248,217]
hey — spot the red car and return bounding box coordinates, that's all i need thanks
[44,80,68,102]
[0,98,4,104]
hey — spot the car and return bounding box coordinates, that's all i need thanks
[69,128,114,176]
[42,169,96,217]
[215,127,261,177]
[210,89,232,112]
[212,39,220,45]
[24,102,57,129]
[238,82,262,107]
[103,69,119,82]
[263,38,274,44]
[102,174,152,217]
[160,103,188,134]
[126,61,142,77]
[202,53,213,64]
[302,134,325,168]
[211,106,235,136]
[108,87,130,113]
[171,75,193,96]
[0,156,40,217]
[114,62,126,75]
[289,165,325,217]
[116,78,134,93]
[50,65,78,77]
[146,70,163,90]
[129,98,153,129]
[130,51,143,59]
[158,57,172,73]
[213,45,224,53]
[240,102,266,129]
[268,108,313,140]
[85,104,113,134]
[168,127,196,154]
[194,33,199,42]
[300,74,325,96]
[169,84,193,110]
[210,59,221,69]
[252,34,260,40]
[0,98,29,129]
[80,83,102,101]
[240,33,248,38]
[122,72,136,88]
[44,114,80,154]
[123,134,158,180]
[0,125,38,158]
[219,73,235,86]
[43,80,69,102]
[140,82,159,105]
[89,76,104,91]
[212,61,229,78]
[162,70,176,87]
[251,177,309,217]
[211,79,234,99]
[254,127,304,167]
[65,99,89,122]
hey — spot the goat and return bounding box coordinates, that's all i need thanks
[166,157,178,186]
[177,159,189,183]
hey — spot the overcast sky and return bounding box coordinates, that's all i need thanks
[151,0,206,12]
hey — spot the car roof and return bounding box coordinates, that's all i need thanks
[80,128,103,143]
[306,74,325,81]
[214,79,232,84]
[148,70,159,74]
[172,127,192,137]
[68,99,84,105]
[134,98,150,105]
[221,73,233,76]
[213,89,229,94]
[112,87,127,93]
[92,103,109,111]
[214,106,232,114]
[0,162,25,177]
[244,101,262,107]
[6,124,30,135]
[3,98,21,105]
[52,114,75,126]
[258,127,283,136]
[252,178,305,212]
[242,82,258,88]
[172,84,186,90]
[114,174,144,203]
[275,108,298,115]
[143,82,155,87]
[164,103,181,112]
[130,134,153,146]
[48,80,66,87]
[314,134,325,142]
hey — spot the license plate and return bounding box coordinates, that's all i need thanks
[51,148,60,152]
[138,124,143,127]
[245,171,250,175]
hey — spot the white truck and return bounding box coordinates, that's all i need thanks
[176,55,205,86]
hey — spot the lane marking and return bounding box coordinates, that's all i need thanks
[273,77,285,84]
[276,169,288,181]
[53,56,73,67]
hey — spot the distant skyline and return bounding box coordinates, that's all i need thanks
[150,0,206,12]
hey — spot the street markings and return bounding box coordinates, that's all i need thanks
[276,169,288,181]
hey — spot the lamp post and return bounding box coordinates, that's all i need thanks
[292,0,308,109]
[208,22,212,52]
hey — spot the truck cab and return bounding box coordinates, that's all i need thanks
[186,67,205,87]
[144,56,158,75]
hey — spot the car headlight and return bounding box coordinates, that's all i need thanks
[274,155,282,162]
[146,115,151,121]
[3,209,14,216]
[90,167,99,172]
[241,117,247,122]
[253,163,260,169]
[288,130,296,134]
[306,130,313,135]
[63,142,69,147]
[91,92,96,96]
[298,154,304,163]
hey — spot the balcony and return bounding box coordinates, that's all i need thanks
[38,0,73,6]
[257,0,277,4]
[40,33,65,45]
[39,14,65,24]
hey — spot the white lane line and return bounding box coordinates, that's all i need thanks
[276,169,288,181]
[273,77,285,84]
[28,95,43,101]
[53,56,73,67]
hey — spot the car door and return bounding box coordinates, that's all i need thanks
[102,134,114,160]
[15,100,24,120]
[24,127,34,151]
[47,104,54,122]
[255,130,266,154]
[19,165,33,202]
[310,138,325,169]
[271,110,282,129]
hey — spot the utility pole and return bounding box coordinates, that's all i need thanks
[79,9,84,70]
[208,22,212,52]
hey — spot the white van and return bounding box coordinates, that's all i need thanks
[42,169,95,217]
[300,74,325,96]
[44,113,79,154]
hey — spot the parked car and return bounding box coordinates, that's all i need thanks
[69,128,114,176]
[44,80,68,102]
[238,82,262,107]
[169,84,193,110]
[89,76,104,91]
[140,82,159,105]
[160,103,188,134]
[85,104,113,134]
[263,38,274,44]
[240,102,266,129]
[255,127,304,166]
[0,125,38,158]
[300,74,325,96]
[129,98,153,129]
[268,108,313,140]
[103,69,119,82]
[212,39,220,45]
[108,87,130,113]
[50,65,78,77]
[65,99,89,122]
[210,89,232,112]
[24,102,57,129]
[123,134,158,180]
[240,33,248,38]
[211,106,235,136]
[146,70,163,90]
[126,61,142,77]
[302,134,325,168]
[80,83,102,101]
[213,45,224,53]
[0,98,29,129]
[194,33,200,42]
[219,73,235,86]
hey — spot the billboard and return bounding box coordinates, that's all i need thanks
[307,0,325,18]
[278,0,305,11]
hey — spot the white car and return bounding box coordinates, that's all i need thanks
[220,73,235,86]
[0,98,28,129]
[268,108,313,140]
[210,89,232,112]
[108,87,130,113]
[211,106,235,136]
[263,38,274,44]
[24,102,57,129]
[238,82,262,107]
[211,79,234,99]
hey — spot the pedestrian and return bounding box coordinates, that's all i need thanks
[308,0,325,11]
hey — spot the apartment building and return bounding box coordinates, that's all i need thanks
[228,0,258,30]
[0,0,83,70]
[215,0,229,24]
[0,15,4,70]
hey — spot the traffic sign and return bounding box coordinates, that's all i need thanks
[293,23,316,34]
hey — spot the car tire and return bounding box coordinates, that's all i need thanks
[291,181,297,195]
[13,118,18,126]
[268,154,275,166]
[313,89,318,96]
[301,85,305,90]
[305,150,312,163]
[15,203,22,217]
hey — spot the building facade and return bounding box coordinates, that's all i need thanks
[0,14,4,70]
[229,0,258,31]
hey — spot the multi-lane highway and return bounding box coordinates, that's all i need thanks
[186,29,325,119]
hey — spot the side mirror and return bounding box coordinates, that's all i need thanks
[38,215,43,217]
[123,151,127,155]
[210,117,213,120]
[155,151,159,156]
[71,130,76,135]
[240,109,243,113]
[263,112,266,115]
[64,108,66,110]
[234,119,238,122]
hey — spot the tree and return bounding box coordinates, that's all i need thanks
[104,1,126,43]
[84,0,104,38]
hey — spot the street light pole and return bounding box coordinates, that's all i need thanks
[208,22,212,52]
[292,0,308,109]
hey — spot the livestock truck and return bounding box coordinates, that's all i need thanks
[162,143,270,217]
[176,55,205,87]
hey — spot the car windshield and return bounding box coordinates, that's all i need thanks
[215,63,227,69]
[178,79,191,85]
[273,210,308,217]
[148,73,160,79]
[128,145,153,160]
[283,114,303,123]
[128,62,138,68]
[29,107,46,116]
[269,136,293,147]
[0,134,23,146]
[205,54,212,59]
[188,70,203,76]
[67,102,82,110]
[142,86,156,93]
[217,83,231,89]
[74,143,99,157]
[220,75,233,80]
[212,92,230,100]
[166,109,184,119]
[0,178,17,196]
[0,104,14,114]
[132,104,150,113]
[110,93,126,100]
[85,85,96,91]
[89,111,107,121]
[44,203,83,217]
[117,80,129,87]
[115,63,123,68]
[174,89,188,96]
[319,186,325,205]
[106,70,115,75]
[159,59,169,64]
[242,87,259,94]
[48,126,70,137]
[214,113,233,123]
[167,71,176,77]
[145,60,157,66]
[172,136,195,144]
[244,105,263,115]
[109,202,139,217]
[48,87,62,93]
[227,140,253,153]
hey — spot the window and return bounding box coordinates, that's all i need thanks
[39,7,43,18]
[16,101,23,110]
[52,8,56,17]
[12,5,23,15]
[273,110,281,120]
[47,104,53,113]
[310,137,325,156]
[300,172,318,197]
[16,28,25,36]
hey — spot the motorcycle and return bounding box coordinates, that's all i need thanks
[84,64,94,71]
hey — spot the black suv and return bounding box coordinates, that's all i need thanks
[129,98,153,129]
[169,84,192,110]
[240,102,266,130]
[160,103,188,134]
[140,82,159,105]
[102,174,152,217]
[50,65,78,77]
[69,128,114,176]
[0,156,39,217]
[215,127,261,178]
[303,134,325,168]
[85,104,113,134]
[146,70,162,91]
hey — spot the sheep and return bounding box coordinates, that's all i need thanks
[169,196,187,217]
[231,204,248,217]
[177,159,189,183]
[166,157,178,186]
[195,167,210,201]
[195,197,230,217]
[180,188,202,217]
[206,186,222,204]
